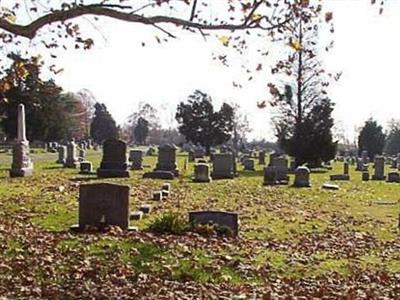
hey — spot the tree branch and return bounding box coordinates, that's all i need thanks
[0,4,291,40]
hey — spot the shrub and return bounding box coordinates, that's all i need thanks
[149,212,190,235]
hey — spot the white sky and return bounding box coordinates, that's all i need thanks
[50,0,400,142]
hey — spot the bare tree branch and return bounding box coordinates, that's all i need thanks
[0,4,291,40]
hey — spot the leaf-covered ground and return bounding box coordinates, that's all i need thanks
[0,149,399,299]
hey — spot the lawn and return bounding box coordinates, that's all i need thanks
[0,149,399,298]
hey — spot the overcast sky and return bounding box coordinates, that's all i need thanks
[51,0,400,142]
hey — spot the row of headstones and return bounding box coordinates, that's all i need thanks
[72,181,239,236]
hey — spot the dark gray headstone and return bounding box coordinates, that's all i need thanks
[97,139,129,178]
[73,183,132,230]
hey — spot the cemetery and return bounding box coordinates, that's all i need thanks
[0,142,399,298]
[0,0,399,299]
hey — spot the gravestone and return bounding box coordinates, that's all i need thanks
[243,159,255,171]
[188,150,195,162]
[390,158,397,169]
[79,161,93,174]
[193,146,205,158]
[211,153,234,179]
[71,183,135,231]
[78,149,86,161]
[161,182,171,192]
[344,162,349,175]
[97,139,129,178]
[293,166,311,187]
[56,145,67,164]
[193,163,212,182]
[271,156,289,184]
[362,172,370,181]
[263,166,278,186]
[64,139,79,168]
[387,172,400,183]
[10,104,33,177]
[258,151,266,165]
[361,150,369,164]
[129,149,143,170]
[330,162,350,181]
[189,211,239,237]
[154,144,179,176]
[371,156,386,180]
[153,191,163,201]
[322,183,339,190]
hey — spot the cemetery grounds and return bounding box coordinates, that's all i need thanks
[0,149,398,299]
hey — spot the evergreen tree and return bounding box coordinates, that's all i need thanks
[90,103,118,143]
[175,90,233,155]
[358,118,385,160]
[134,117,149,145]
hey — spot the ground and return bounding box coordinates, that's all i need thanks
[0,149,399,299]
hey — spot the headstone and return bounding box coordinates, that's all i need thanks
[387,172,400,183]
[188,150,195,162]
[263,166,278,186]
[371,156,386,180]
[258,151,266,165]
[129,149,143,170]
[211,153,234,179]
[71,183,134,231]
[79,161,93,174]
[97,139,130,178]
[78,149,86,161]
[153,191,163,201]
[271,156,289,184]
[344,162,349,175]
[10,104,33,177]
[293,166,311,187]
[193,146,205,158]
[361,150,369,164]
[189,211,239,237]
[390,158,397,169]
[161,183,171,192]
[56,146,67,164]
[154,144,179,176]
[362,172,370,181]
[330,174,350,181]
[143,170,174,180]
[243,159,255,171]
[64,139,79,168]
[193,163,212,182]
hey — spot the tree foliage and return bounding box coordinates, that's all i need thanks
[384,119,400,155]
[358,118,386,160]
[134,117,149,145]
[268,6,337,166]
[175,90,233,154]
[90,102,118,144]
[0,55,81,142]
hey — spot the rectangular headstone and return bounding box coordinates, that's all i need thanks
[189,211,239,237]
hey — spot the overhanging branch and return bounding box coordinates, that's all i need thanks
[0,4,291,40]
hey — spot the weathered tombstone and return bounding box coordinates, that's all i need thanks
[97,139,129,178]
[56,145,67,164]
[361,150,369,164]
[293,166,311,187]
[271,156,289,184]
[64,139,79,168]
[10,104,33,177]
[211,153,234,179]
[152,191,163,201]
[263,166,278,186]
[189,211,239,237]
[258,150,266,165]
[362,172,370,181]
[129,149,143,170]
[139,204,152,214]
[78,149,86,161]
[188,150,195,162]
[154,144,179,176]
[161,182,171,192]
[243,159,255,171]
[79,161,93,174]
[130,211,143,221]
[390,158,397,169]
[71,183,135,231]
[344,162,349,175]
[372,156,386,180]
[193,163,212,182]
[387,172,400,183]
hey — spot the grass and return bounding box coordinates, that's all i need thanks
[0,149,399,292]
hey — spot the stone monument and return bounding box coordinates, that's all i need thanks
[97,139,130,178]
[293,166,311,187]
[64,139,79,168]
[193,163,212,183]
[10,104,33,177]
